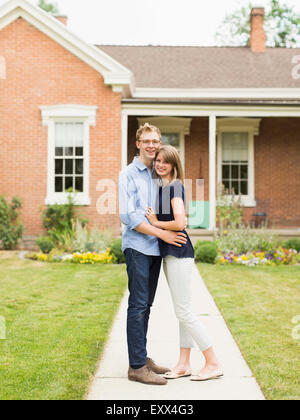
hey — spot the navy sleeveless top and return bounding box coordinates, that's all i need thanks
[157,180,194,259]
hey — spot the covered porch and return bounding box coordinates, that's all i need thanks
[121,102,300,237]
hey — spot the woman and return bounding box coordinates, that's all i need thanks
[146,145,223,381]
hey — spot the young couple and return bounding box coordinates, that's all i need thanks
[119,123,223,386]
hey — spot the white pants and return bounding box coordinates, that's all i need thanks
[163,255,212,351]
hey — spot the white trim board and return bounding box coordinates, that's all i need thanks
[134,88,300,100]
[0,0,134,96]
[216,118,261,208]
[40,104,97,206]
[122,103,300,117]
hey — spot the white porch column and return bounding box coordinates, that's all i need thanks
[209,115,217,231]
[121,110,128,170]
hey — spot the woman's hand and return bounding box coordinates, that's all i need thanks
[146,207,159,227]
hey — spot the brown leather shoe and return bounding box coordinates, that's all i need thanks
[128,366,167,385]
[146,357,171,375]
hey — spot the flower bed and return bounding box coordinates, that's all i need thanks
[217,247,300,267]
[26,249,114,264]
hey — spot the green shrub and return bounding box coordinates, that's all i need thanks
[195,243,218,264]
[40,191,88,250]
[216,184,243,233]
[36,236,55,254]
[216,224,279,254]
[283,238,300,252]
[72,221,113,254]
[109,238,126,264]
[195,240,217,251]
[0,196,24,250]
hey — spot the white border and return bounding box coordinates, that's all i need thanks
[40,104,98,206]
[134,88,300,100]
[122,103,300,117]
[216,118,262,207]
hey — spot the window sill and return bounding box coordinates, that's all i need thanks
[241,197,256,207]
[45,194,91,206]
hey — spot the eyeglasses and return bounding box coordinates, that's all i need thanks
[138,140,161,146]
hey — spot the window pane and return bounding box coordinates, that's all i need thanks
[76,159,83,175]
[76,147,83,156]
[241,181,248,195]
[65,159,73,175]
[75,177,83,192]
[222,165,230,179]
[223,181,230,193]
[222,132,248,161]
[55,177,63,192]
[161,133,180,148]
[231,181,239,195]
[231,165,239,179]
[55,122,84,147]
[241,165,248,179]
[65,177,73,191]
[55,159,63,175]
[65,147,73,156]
[55,147,63,156]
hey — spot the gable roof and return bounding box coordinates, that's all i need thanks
[1,0,299,102]
[0,0,134,96]
[97,45,300,102]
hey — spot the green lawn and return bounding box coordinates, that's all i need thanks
[0,251,127,400]
[197,263,300,400]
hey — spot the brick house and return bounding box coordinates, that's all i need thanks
[0,0,299,248]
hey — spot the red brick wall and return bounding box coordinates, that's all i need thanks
[128,116,300,228]
[185,117,209,201]
[0,18,122,239]
[245,117,300,227]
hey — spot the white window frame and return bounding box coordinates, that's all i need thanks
[216,118,261,207]
[40,105,98,205]
[137,116,192,169]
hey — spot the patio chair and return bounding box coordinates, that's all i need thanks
[251,199,271,228]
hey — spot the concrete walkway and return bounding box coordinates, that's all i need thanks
[87,263,265,400]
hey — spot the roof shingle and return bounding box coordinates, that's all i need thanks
[97,45,300,89]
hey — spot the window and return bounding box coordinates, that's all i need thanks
[217,118,261,207]
[137,117,192,169]
[221,132,249,196]
[54,122,84,193]
[40,105,98,205]
[161,132,180,151]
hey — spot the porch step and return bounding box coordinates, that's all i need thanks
[272,229,300,239]
[16,236,39,251]
[186,229,214,245]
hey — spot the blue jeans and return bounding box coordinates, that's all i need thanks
[125,248,162,368]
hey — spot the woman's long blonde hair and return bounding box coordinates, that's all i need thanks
[155,145,184,184]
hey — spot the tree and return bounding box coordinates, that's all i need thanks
[215,0,300,47]
[38,0,59,14]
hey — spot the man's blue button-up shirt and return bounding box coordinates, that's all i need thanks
[119,157,160,256]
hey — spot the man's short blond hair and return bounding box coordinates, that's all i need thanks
[136,123,161,142]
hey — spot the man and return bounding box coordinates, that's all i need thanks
[119,123,187,385]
